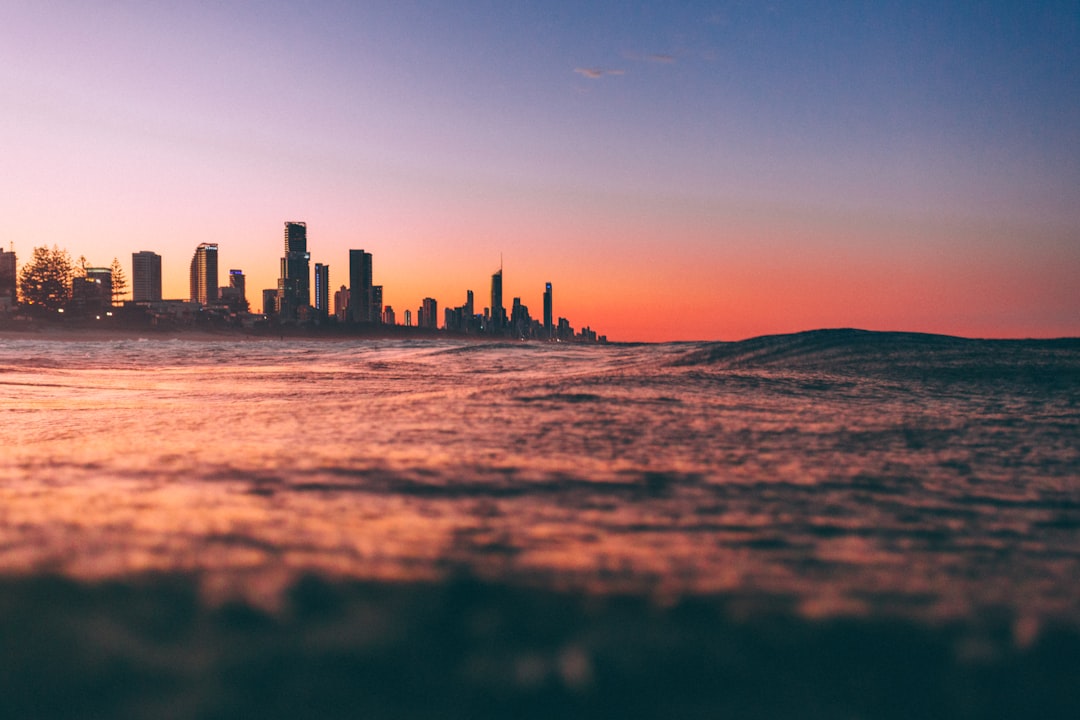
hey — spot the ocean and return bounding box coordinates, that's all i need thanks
[1,329,1078,718]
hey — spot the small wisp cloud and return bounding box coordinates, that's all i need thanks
[573,67,625,79]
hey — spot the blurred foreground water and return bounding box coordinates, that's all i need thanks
[1,330,1078,718]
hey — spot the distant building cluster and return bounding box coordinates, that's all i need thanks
[0,222,605,342]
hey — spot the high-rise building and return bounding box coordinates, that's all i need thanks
[189,243,218,305]
[543,282,553,339]
[490,267,505,333]
[0,247,16,305]
[348,249,373,323]
[314,263,329,318]
[131,251,162,302]
[420,297,438,329]
[277,221,310,319]
[382,305,396,325]
[334,285,349,322]
[404,308,412,327]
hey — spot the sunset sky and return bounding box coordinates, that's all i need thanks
[2,1,1077,341]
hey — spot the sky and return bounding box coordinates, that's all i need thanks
[2,0,1077,341]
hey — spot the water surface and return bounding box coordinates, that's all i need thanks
[2,330,1078,717]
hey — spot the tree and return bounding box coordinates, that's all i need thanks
[19,245,74,312]
[110,257,128,306]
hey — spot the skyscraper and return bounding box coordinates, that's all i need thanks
[277,221,310,319]
[543,282,553,339]
[314,263,329,318]
[420,297,438,329]
[0,247,16,305]
[348,249,373,323]
[131,251,162,302]
[189,243,218,305]
[490,267,505,333]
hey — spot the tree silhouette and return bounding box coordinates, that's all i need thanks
[110,257,128,306]
[19,245,74,312]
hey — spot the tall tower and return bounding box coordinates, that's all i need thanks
[131,251,162,302]
[189,243,218,305]
[543,282,553,339]
[490,266,505,333]
[348,249,373,323]
[314,263,329,318]
[278,221,310,319]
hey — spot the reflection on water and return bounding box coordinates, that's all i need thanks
[1,331,1079,716]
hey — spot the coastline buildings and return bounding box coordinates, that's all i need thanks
[132,251,162,302]
[4,221,603,340]
[189,243,218,305]
[277,221,311,320]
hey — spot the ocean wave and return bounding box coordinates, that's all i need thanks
[674,329,1080,384]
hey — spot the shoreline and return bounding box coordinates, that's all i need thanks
[0,322,583,345]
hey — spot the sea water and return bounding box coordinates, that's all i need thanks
[1,330,1078,718]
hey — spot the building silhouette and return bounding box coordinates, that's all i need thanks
[189,243,218,305]
[0,247,16,306]
[348,250,373,323]
[490,267,505,333]
[71,266,112,316]
[219,269,247,312]
[277,221,310,320]
[132,251,162,302]
[370,285,383,324]
[419,297,438,329]
[262,288,277,315]
[334,285,349,322]
[314,263,329,319]
[543,282,552,339]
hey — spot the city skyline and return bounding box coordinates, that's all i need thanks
[1,222,603,340]
[2,3,1077,341]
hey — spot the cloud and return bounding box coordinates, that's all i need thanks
[573,67,625,79]
[645,54,675,64]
